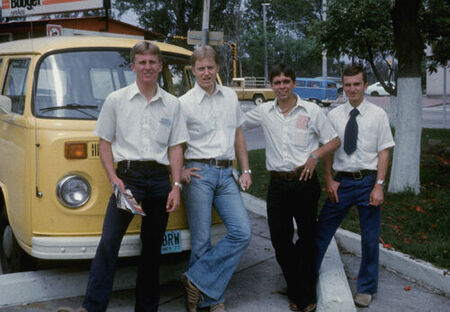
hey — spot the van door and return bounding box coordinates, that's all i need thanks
[0,57,33,245]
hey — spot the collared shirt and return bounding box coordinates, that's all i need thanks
[328,99,395,172]
[94,82,188,165]
[180,82,245,160]
[243,94,338,172]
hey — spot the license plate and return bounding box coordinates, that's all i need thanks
[161,230,182,254]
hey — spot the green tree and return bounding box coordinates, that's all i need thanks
[314,0,449,193]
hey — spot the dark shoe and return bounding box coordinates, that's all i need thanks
[181,273,203,312]
[289,300,301,311]
[354,293,372,307]
[303,303,317,312]
[210,302,226,312]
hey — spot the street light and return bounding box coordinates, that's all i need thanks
[262,3,271,85]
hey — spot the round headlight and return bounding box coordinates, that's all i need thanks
[56,175,91,208]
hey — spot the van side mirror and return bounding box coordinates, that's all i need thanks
[0,95,12,114]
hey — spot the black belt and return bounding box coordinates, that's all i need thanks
[336,170,376,180]
[117,160,167,170]
[189,159,233,167]
[270,166,305,181]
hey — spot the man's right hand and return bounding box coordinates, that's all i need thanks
[326,179,340,203]
[110,175,126,193]
[181,167,202,184]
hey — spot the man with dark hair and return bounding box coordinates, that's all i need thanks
[81,41,188,312]
[316,65,395,308]
[179,45,252,312]
[244,64,340,311]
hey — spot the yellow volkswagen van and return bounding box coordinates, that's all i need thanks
[0,36,225,273]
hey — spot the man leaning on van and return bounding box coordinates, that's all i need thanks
[60,41,188,312]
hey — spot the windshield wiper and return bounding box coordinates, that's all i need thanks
[39,103,98,119]
[40,103,98,112]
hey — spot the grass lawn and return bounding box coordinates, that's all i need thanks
[246,128,450,269]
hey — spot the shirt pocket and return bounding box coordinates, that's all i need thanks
[291,129,308,147]
[155,117,172,145]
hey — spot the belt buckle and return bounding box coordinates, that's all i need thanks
[352,171,363,180]
[213,159,223,168]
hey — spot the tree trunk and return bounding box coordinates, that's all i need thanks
[388,0,424,194]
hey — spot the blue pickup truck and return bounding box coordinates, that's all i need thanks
[293,78,338,107]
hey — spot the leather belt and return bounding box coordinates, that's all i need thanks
[270,166,305,181]
[189,159,233,167]
[117,160,166,170]
[336,170,376,180]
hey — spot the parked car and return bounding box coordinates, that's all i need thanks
[231,77,275,105]
[365,81,395,96]
[293,78,338,107]
[0,36,225,273]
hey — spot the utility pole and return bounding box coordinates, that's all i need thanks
[262,3,271,85]
[322,0,327,78]
[201,0,210,46]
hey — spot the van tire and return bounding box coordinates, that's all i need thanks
[253,94,264,105]
[0,207,35,273]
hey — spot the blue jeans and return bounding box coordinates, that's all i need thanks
[182,161,251,307]
[83,164,171,312]
[316,173,380,294]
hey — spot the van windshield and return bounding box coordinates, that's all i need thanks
[34,49,190,119]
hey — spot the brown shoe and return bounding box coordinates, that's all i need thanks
[289,300,301,311]
[210,302,226,312]
[354,293,373,307]
[181,273,203,312]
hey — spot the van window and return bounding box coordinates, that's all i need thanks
[296,80,305,87]
[34,50,190,119]
[2,59,30,114]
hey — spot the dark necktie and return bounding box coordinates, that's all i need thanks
[344,108,359,155]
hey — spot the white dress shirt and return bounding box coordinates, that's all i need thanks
[180,82,245,160]
[94,82,188,165]
[328,99,395,172]
[244,94,338,172]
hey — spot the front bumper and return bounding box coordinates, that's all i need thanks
[30,224,227,260]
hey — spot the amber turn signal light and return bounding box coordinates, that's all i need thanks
[65,142,87,159]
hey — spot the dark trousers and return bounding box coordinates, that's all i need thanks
[266,174,321,309]
[316,173,380,294]
[83,165,171,312]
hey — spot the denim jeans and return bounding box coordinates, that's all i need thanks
[83,165,171,312]
[266,173,321,309]
[182,161,251,307]
[316,173,380,295]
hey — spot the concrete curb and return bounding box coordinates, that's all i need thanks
[241,193,356,311]
[335,228,450,296]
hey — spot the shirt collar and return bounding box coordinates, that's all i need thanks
[269,94,306,113]
[192,82,224,104]
[344,98,368,116]
[127,81,163,104]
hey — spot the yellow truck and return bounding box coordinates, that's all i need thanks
[232,77,275,105]
[0,36,225,273]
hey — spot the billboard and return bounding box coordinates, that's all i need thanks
[2,0,105,18]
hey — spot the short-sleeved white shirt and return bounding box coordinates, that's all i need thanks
[244,94,338,172]
[179,83,245,160]
[94,82,188,165]
[328,99,395,172]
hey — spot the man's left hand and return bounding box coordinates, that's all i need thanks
[299,156,318,181]
[239,172,252,191]
[166,187,181,212]
[369,184,384,207]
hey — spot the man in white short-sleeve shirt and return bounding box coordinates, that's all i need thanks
[81,41,188,312]
[179,46,251,312]
[316,65,395,308]
[244,64,340,312]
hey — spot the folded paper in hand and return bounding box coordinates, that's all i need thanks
[114,184,146,216]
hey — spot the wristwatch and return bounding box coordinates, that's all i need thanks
[242,169,252,175]
[376,180,385,186]
[173,181,183,190]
